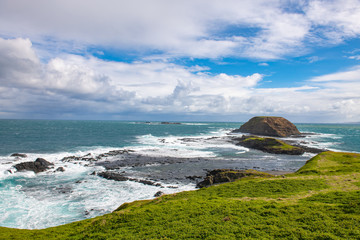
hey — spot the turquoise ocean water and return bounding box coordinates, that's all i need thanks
[0,120,359,229]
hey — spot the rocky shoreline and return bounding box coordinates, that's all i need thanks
[8,134,325,189]
[8,116,327,190]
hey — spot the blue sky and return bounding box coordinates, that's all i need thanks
[0,0,359,123]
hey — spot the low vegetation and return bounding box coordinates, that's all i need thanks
[234,135,305,155]
[1,151,360,239]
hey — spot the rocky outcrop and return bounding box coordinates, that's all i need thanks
[234,116,301,137]
[10,153,27,158]
[196,169,273,188]
[13,158,54,173]
[234,135,305,155]
[97,171,162,186]
[98,172,129,181]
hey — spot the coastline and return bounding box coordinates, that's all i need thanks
[2,150,360,239]
[1,121,359,230]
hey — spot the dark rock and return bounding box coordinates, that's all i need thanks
[13,158,54,173]
[97,171,162,186]
[161,122,181,125]
[185,175,203,181]
[97,172,129,181]
[10,153,27,158]
[131,178,162,186]
[154,191,164,197]
[294,145,325,154]
[55,167,65,172]
[61,156,80,162]
[90,171,96,175]
[137,179,158,186]
[282,140,327,153]
[234,135,305,155]
[233,116,301,137]
[196,169,273,188]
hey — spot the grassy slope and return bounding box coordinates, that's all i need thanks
[1,151,360,240]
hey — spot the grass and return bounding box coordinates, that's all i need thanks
[241,136,303,153]
[296,151,360,175]
[1,151,360,239]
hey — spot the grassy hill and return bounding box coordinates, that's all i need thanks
[1,151,360,239]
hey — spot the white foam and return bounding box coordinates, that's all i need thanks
[134,130,247,159]
[0,170,195,229]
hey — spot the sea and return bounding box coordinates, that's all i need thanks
[0,120,359,229]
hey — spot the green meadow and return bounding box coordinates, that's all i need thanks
[1,151,360,239]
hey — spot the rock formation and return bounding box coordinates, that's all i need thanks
[234,135,305,155]
[10,153,27,158]
[234,116,301,137]
[97,171,162,186]
[196,169,273,188]
[13,158,53,173]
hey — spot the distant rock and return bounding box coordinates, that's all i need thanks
[13,158,53,173]
[234,135,305,155]
[10,153,27,158]
[161,122,181,125]
[196,169,273,188]
[233,116,301,137]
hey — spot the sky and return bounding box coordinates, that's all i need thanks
[0,0,360,123]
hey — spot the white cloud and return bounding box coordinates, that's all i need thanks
[0,0,359,60]
[0,37,264,117]
[306,0,360,43]
[310,66,360,82]
[349,55,360,60]
[1,37,360,122]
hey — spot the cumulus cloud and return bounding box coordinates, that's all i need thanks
[0,38,359,122]
[0,37,264,118]
[0,0,360,60]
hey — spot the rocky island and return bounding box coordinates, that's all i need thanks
[233,116,301,137]
[231,116,325,154]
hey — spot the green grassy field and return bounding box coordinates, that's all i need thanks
[1,151,360,239]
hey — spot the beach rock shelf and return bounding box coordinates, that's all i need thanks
[233,116,301,137]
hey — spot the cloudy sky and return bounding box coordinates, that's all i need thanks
[0,0,360,123]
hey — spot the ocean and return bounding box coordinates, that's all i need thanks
[0,120,359,229]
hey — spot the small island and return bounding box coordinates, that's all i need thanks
[232,116,325,154]
[233,116,301,137]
